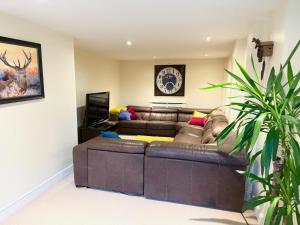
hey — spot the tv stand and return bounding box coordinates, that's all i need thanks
[78,121,118,143]
[90,119,108,128]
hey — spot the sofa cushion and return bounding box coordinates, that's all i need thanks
[179,108,211,114]
[110,106,127,113]
[127,105,151,112]
[134,135,174,143]
[203,120,213,131]
[177,113,192,122]
[202,128,215,144]
[217,132,247,156]
[208,115,228,137]
[151,108,178,113]
[146,129,176,137]
[179,126,204,138]
[128,107,138,120]
[174,133,202,145]
[176,122,206,131]
[137,112,150,120]
[210,109,225,117]
[189,117,207,126]
[176,122,189,131]
[127,105,151,120]
[147,121,176,130]
[149,112,177,122]
[218,132,237,154]
[146,142,220,164]
[149,108,178,122]
[118,120,147,129]
[212,121,228,137]
[211,115,228,123]
[100,131,120,139]
[118,127,148,135]
[146,141,248,167]
[178,108,211,122]
[119,110,131,120]
[87,137,147,154]
[193,111,208,118]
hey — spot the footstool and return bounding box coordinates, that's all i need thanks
[73,137,147,195]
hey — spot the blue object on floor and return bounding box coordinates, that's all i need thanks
[100,131,120,139]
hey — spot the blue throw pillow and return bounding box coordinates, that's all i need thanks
[100,131,120,139]
[119,110,131,120]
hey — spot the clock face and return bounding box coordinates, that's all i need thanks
[156,67,183,95]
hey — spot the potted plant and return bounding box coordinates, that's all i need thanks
[201,40,300,225]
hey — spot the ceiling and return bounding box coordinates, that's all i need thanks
[0,0,280,60]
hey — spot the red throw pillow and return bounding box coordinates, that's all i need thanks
[188,117,207,126]
[127,107,138,120]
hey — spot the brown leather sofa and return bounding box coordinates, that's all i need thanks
[73,107,248,212]
[144,139,247,211]
[117,106,211,137]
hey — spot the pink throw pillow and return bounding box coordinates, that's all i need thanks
[128,107,138,120]
[188,117,207,126]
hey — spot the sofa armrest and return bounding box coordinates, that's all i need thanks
[87,137,147,154]
[109,112,119,121]
[73,139,94,187]
[146,141,248,167]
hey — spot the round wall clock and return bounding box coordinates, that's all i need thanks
[154,64,185,96]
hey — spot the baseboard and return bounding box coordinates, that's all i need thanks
[0,164,73,222]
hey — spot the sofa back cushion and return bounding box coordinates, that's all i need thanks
[174,133,202,145]
[202,113,229,144]
[127,107,138,120]
[189,117,207,126]
[149,108,178,122]
[178,108,211,122]
[202,119,215,144]
[212,120,228,137]
[211,115,228,137]
[128,105,151,120]
[201,128,215,144]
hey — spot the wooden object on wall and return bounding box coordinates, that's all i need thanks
[252,38,274,62]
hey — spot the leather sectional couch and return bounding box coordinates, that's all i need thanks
[73,106,248,212]
[117,106,211,137]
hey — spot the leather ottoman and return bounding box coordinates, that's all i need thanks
[73,137,147,195]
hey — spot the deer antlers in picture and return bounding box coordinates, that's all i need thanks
[0,50,32,70]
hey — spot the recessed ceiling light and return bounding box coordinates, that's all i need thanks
[153,56,157,59]
[204,54,209,57]
[206,36,211,42]
[126,41,132,46]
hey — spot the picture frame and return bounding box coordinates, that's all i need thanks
[0,36,44,105]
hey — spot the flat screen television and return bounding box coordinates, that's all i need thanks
[85,92,109,127]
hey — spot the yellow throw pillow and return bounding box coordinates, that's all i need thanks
[135,135,174,143]
[110,106,127,113]
[193,111,207,118]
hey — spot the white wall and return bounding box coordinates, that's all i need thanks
[120,59,226,109]
[254,1,300,224]
[225,38,248,121]
[281,0,300,72]
[0,12,77,213]
[74,48,120,108]
[224,0,300,224]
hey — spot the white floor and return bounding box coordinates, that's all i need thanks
[1,175,256,225]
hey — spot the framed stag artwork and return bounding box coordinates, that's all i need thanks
[154,64,185,96]
[0,36,44,104]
